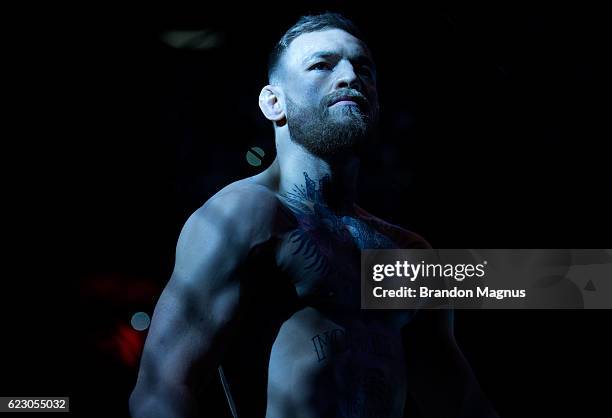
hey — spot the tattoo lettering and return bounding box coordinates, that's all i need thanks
[311,328,392,362]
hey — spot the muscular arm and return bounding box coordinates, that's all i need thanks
[129,186,275,418]
[403,310,499,418]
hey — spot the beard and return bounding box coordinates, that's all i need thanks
[285,92,378,159]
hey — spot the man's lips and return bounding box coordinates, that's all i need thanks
[332,100,359,106]
[329,95,367,108]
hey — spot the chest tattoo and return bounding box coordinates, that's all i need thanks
[279,172,396,276]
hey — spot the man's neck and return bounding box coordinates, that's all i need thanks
[274,139,360,215]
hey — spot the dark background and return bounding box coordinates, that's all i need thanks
[3,1,610,417]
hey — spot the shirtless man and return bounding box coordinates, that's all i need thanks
[130,13,498,418]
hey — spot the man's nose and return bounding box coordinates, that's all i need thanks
[333,61,361,91]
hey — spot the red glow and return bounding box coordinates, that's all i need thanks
[103,323,146,368]
[82,273,160,305]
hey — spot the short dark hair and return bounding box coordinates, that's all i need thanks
[268,12,366,83]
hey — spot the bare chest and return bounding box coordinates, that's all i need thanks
[275,201,397,311]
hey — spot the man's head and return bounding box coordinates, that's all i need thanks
[259,13,379,159]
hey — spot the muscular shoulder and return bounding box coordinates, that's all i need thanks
[178,180,281,261]
[211,179,280,220]
[354,205,431,249]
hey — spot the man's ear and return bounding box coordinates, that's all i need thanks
[259,85,285,122]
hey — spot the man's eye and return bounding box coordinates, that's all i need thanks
[310,62,331,71]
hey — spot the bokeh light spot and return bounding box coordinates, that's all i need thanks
[131,312,151,331]
[246,146,265,166]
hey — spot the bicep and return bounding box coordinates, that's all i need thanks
[139,274,241,388]
[135,201,254,392]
